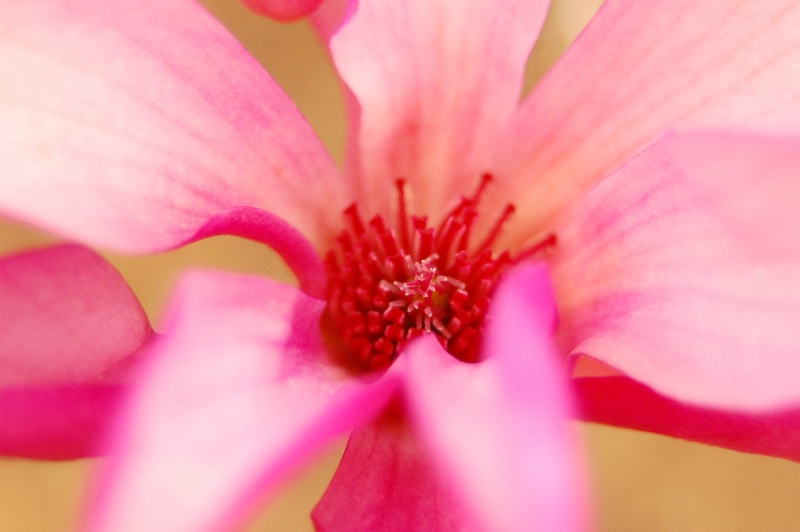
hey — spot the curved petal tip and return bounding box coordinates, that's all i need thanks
[240,0,324,21]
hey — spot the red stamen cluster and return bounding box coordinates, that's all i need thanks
[324,175,555,371]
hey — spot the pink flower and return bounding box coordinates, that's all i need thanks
[3,0,800,530]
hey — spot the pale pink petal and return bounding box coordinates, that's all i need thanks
[552,139,800,409]
[240,0,323,21]
[660,131,800,256]
[495,0,800,246]
[576,376,800,463]
[87,271,400,532]
[0,383,122,460]
[0,244,151,386]
[403,264,587,532]
[0,0,344,252]
[330,0,550,218]
[309,0,362,193]
[312,410,469,531]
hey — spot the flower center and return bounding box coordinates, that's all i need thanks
[324,174,555,372]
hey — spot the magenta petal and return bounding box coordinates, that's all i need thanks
[403,264,587,532]
[576,376,800,463]
[0,244,150,386]
[0,244,150,459]
[87,271,400,532]
[0,0,343,252]
[552,139,800,409]
[0,383,122,460]
[309,0,350,43]
[496,0,800,243]
[312,410,469,531]
[240,0,323,21]
[330,0,550,217]
[192,206,327,298]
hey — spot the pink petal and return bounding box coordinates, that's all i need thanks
[403,264,587,532]
[309,0,349,43]
[192,206,327,298]
[0,0,344,252]
[495,0,800,246]
[0,383,122,460]
[329,0,550,218]
[0,244,150,386]
[240,0,323,21]
[552,139,800,409]
[312,409,469,531]
[309,0,362,191]
[660,131,800,256]
[575,376,800,463]
[0,244,150,459]
[87,271,400,532]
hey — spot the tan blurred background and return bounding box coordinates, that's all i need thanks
[2,0,800,530]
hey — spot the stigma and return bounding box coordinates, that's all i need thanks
[324,174,555,371]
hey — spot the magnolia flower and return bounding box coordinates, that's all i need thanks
[4,0,800,530]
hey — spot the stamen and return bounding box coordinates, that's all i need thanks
[344,204,366,236]
[325,172,556,371]
[514,233,558,262]
[476,204,515,252]
[395,179,411,251]
[470,173,492,204]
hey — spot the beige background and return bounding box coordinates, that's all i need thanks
[2,0,799,530]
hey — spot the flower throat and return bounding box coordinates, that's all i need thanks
[324,174,555,372]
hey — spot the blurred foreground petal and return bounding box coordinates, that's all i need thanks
[404,265,587,532]
[87,271,399,532]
